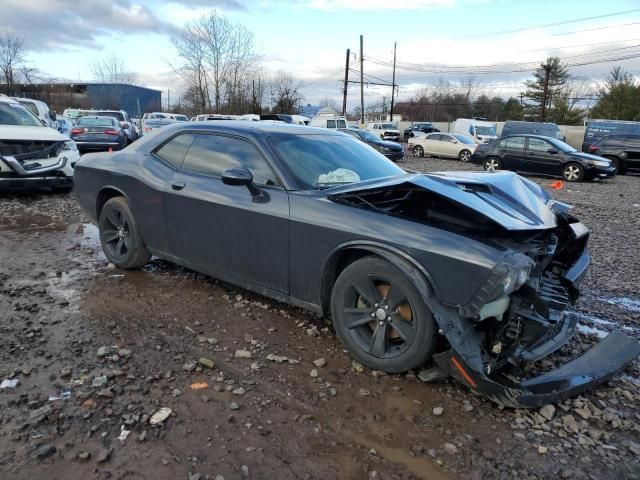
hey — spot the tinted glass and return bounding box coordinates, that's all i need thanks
[337,119,347,128]
[154,134,195,168]
[182,134,279,186]
[19,101,38,116]
[505,137,525,150]
[527,138,550,152]
[77,117,117,127]
[269,134,404,190]
[427,134,442,141]
[327,120,336,128]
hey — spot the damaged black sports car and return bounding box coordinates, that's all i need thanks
[74,122,640,407]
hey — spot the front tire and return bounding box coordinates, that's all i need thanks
[603,155,624,175]
[483,157,501,171]
[98,197,151,269]
[330,256,436,373]
[562,163,584,182]
[413,145,424,158]
[458,149,471,162]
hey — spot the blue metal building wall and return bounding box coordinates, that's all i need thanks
[86,84,161,118]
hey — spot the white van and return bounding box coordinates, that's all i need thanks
[453,118,498,144]
[13,98,56,128]
[367,122,401,142]
[309,115,348,129]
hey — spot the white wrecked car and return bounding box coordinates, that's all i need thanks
[0,95,78,192]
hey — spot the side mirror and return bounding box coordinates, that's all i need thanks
[50,111,57,121]
[222,168,266,200]
[40,118,47,126]
[222,168,253,186]
[547,148,558,154]
[121,122,130,129]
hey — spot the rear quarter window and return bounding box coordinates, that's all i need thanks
[153,133,195,168]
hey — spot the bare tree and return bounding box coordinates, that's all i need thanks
[0,31,26,95]
[89,54,136,109]
[171,11,260,114]
[318,97,339,111]
[90,54,136,84]
[269,71,302,114]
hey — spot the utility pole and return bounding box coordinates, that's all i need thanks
[390,41,397,121]
[540,63,551,122]
[519,92,524,106]
[360,35,364,127]
[342,48,350,116]
[252,79,256,114]
[167,89,170,112]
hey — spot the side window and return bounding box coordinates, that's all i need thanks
[499,139,507,148]
[327,120,337,129]
[446,135,456,143]
[527,138,550,152]
[154,134,195,168]
[505,137,526,150]
[337,119,347,128]
[182,134,279,186]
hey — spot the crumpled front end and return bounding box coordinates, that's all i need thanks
[431,214,640,407]
[0,139,78,189]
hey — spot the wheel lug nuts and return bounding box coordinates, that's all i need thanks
[374,303,379,308]
[386,316,391,321]
[370,313,375,317]
[378,321,384,326]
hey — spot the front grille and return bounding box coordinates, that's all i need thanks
[0,140,65,161]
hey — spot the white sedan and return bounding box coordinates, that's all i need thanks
[409,132,477,162]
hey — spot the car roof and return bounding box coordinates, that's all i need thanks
[165,120,345,136]
[78,115,118,121]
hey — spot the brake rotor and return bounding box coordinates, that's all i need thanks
[356,282,413,341]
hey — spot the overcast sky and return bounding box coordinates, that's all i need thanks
[3,0,640,108]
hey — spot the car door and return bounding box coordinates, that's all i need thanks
[623,136,640,168]
[525,137,559,174]
[422,134,442,156]
[440,134,459,158]
[163,132,290,294]
[500,136,527,170]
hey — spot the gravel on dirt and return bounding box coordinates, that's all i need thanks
[1,157,639,480]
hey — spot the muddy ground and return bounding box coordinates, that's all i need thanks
[1,157,640,480]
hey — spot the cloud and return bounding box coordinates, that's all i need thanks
[277,0,457,10]
[0,0,177,51]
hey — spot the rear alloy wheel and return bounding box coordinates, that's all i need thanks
[331,256,436,373]
[483,157,501,171]
[98,196,151,269]
[413,145,424,158]
[562,163,584,182]
[458,149,472,162]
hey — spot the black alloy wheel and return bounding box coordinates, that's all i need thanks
[331,257,436,373]
[98,197,151,269]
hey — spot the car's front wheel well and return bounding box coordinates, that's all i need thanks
[321,248,377,317]
[96,188,125,220]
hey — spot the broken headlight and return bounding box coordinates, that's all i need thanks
[459,253,534,318]
[62,140,77,152]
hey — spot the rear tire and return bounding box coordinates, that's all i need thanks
[562,162,584,182]
[413,145,424,158]
[98,197,151,269]
[330,256,436,373]
[458,149,472,162]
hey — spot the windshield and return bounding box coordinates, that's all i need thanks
[269,134,404,190]
[359,130,382,142]
[381,123,397,129]
[174,115,189,121]
[546,137,576,153]
[19,101,39,116]
[474,125,496,136]
[0,102,43,126]
[453,134,475,144]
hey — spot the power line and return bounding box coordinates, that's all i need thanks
[458,9,640,38]
[553,21,640,36]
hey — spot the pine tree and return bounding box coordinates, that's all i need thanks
[590,67,640,120]
[525,57,570,121]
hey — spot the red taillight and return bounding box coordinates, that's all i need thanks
[71,127,84,135]
[103,128,119,135]
[588,145,599,153]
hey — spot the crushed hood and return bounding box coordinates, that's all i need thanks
[328,171,564,231]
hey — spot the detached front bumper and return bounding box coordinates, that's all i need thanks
[435,329,640,408]
[0,153,76,190]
